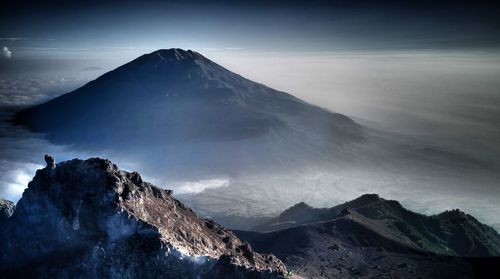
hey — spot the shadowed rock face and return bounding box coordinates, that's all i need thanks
[0,158,287,278]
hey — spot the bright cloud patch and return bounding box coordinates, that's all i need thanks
[2,46,12,59]
[175,178,230,194]
[2,163,41,201]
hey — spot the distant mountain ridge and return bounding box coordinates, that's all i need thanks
[238,213,499,279]
[253,194,500,257]
[235,194,500,278]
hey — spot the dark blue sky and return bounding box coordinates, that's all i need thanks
[1,0,500,59]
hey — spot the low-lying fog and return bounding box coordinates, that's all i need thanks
[1,50,499,227]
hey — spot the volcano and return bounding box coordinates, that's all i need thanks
[15,48,363,179]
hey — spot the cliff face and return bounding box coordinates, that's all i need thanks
[0,158,286,278]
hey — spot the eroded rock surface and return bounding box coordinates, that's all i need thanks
[0,158,286,278]
[0,198,15,222]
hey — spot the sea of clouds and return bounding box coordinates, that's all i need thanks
[1,50,499,227]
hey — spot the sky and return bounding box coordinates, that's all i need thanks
[1,0,500,225]
[1,0,500,82]
[2,0,500,58]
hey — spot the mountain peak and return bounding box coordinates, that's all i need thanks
[0,157,287,277]
[356,193,381,202]
[279,202,314,218]
[152,48,201,61]
[436,208,469,220]
[290,201,312,210]
[347,193,382,207]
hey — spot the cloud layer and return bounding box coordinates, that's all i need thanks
[0,49,499,227]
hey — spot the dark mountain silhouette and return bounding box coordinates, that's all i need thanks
[0,158,287,278]
[236,195,500,278]
[238,215,498,278]
[14,48,363,179]
[253,194,500,257]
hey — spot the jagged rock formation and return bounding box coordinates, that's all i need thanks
[44,154,56,169]
[0,158,287,278]
[0,198,15,222]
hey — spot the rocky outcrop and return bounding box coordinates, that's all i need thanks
[44,154,56,169]
[0,158,287,278]
[0,198,15,223]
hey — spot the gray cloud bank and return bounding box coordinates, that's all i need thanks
[209,50,500,163]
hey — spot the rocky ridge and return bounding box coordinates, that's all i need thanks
[0,157,287,278]
[254,194,500,257]
[237,199,500,278]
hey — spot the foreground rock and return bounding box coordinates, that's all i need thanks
[0,158,287,278]
[0,198,15,222]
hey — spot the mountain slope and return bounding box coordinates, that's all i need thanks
[0,157,287,278]
[15,48,363,179]
[253,194,500,257]
[237,203,500,278]
[237,212,496,279]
